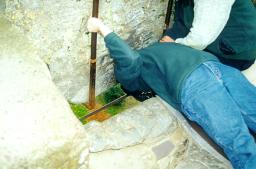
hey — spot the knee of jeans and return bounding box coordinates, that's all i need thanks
[181,104,209,126]
[181,105,195,120]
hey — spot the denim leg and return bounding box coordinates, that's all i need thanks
[181,61,256,169]
[215,63,256,133]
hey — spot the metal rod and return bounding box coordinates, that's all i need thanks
[88,0,100,109]
[163,0,174,34]
[80,94,128,121]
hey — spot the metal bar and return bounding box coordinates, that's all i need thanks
[88,0,100,109]
[163,0,174,34]
[80,94,128,121]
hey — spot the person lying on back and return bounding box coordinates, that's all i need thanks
[87,17,256,169]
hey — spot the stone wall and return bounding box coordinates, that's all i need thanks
[0,18,233,167]
[3,0,255,103]
[4,0,168,103]
[0,37,233,168]
[0,15,89,169]
[0,1,254,169]
[0,1,5,11]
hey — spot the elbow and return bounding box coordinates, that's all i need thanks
[175,37,210,50]
[191,41,208,50]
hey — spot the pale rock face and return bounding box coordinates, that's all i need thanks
[84,99,177,152]
[85,98,232,169]
[4,0,168,103]
[242,61,256,86]
[89,145,156,169]
[0,16,88,169]
[0,1,249,168]
[0,1,5,11]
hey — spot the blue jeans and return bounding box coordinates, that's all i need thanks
[181,61,256,169]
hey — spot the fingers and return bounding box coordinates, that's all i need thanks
[87,17,103,33]
[87,17,112,37]
[160,36,175,43]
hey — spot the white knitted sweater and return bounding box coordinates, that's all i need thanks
[175,0,235,50]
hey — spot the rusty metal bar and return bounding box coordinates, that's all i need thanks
[88,0,100,109]
[163,0,174,34]
[80,94,128,121]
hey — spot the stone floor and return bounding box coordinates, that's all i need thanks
[83,98,233,169]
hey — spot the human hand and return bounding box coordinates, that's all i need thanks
[160,36,175,43]
[87,17,104,33]
[87,17,112,37]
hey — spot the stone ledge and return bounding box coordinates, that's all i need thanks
[84,98,232,169]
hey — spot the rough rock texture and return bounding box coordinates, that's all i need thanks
[85,98,232,169]
[84,99,177,152]
[0,15,88,169]
[1,1,255,169]
[0,1,5,11]
[0,18,233,167]
[243,61,256,86]
[4,0,168,103]
[0,28,233,168]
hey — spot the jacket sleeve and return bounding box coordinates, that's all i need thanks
[164,20,189,40]
[104,32,150,92]
[175,0,235,50]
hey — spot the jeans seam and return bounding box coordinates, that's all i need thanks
[241,110,256,125]
[182,101,210,128]
[203,62,222,81]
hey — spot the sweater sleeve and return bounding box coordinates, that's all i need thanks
[104,32,150,92]
[175,0,235,50]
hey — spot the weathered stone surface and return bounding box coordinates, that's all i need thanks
[89,145,156,169]
[0,16,88,169]
[1,1,254,168]
[84,98,232,169]
[0,1,5,11]
[84,99,177,152]
[4,0,168,103]
[243,61,256,86]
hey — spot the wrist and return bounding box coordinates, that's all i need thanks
[99,23,112,37]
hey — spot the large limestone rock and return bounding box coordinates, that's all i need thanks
[4,0,168,103]
[0,15,88,169]
[1,1,254,168]
[84,98,232,169]
[0,17,233,167]
[0,1,5,11]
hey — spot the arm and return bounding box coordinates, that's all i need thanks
[87,18,150,92]
[87,17,112,37]
[175,0,235,50]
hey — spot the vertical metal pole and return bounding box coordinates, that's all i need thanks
[163,0,174,34]
[88,0,99,109]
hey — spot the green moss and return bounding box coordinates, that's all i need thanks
[104,96,139,117]
[70,84,139,122]
[103,84,125,106]
[97,84,139,116]
[106,105,124,116]
[69,103,89,123]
